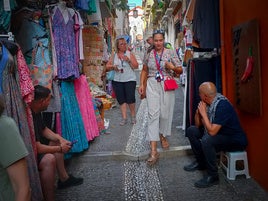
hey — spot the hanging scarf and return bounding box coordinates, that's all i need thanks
[0,45,9,94]
[207,93,228,122]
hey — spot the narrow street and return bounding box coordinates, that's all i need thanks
[1,1,267,200]
[55,52,268,201]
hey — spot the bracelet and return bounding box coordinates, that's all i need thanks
[59,145,62,153]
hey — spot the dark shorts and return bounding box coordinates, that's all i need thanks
[37,154,45,165]
[112,81,136,105]
[37,139,50,165]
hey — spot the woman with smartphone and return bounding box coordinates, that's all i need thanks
[105,36,139,126]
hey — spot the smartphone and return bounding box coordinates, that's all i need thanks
[70,140,78,146]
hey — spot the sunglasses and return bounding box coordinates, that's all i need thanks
[153,29,165,35]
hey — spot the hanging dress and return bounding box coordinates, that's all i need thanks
[60,81,88,157]
[125,99,150,156]
[16,47,37,159]
[74,74,99,141]
[52,7,79,79]
[0,43,9,94]
[1,44,43,201]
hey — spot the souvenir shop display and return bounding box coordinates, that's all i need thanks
[82,26,104,86]
[1,1,105,158]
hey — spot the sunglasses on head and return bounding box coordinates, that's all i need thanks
[153,29,165,35]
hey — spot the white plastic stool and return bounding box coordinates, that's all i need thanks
[220,151,250,180]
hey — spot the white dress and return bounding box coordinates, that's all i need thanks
[125,99,150,156]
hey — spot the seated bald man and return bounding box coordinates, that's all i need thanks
[184,82,248,188]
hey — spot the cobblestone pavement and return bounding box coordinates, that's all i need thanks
[55,52,268,201]
[56,153,268,201]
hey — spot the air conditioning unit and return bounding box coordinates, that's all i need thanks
[169,0,179,8]
[162,15,168,22]
[156,9,162,14]
[165,8,173,16]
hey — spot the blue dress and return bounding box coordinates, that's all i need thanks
[0,45,9,94]
[52,7,80,79]
[60,81,89,157]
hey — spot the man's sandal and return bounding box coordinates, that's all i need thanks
[147,152,160,165]
[160,135,169,150]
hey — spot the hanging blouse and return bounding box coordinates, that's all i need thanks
[47,11,58,78]
[75,0,89,11]
[76,11,84,60]
[16,18,47,60]
[16,47,34,103]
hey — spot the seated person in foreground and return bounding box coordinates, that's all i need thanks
[29,85,83,201]
[184,82,248,188]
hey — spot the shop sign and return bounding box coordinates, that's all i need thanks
[232,19,262,115]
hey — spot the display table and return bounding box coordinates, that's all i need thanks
[94,96,113,120]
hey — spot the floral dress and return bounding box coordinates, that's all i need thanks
[52,7,80,79]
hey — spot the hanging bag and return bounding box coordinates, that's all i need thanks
[153,50,178,91]
[29,41,53,90]
[106,69,115,81]
[106,53,116,81]
[164,76,178,91]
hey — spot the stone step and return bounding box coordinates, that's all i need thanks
[68,145,192,162]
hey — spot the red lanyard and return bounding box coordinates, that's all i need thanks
[153,49,164,77]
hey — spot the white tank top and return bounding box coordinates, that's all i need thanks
[113,51,136,82]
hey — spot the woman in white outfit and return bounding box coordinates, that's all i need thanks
[138,30,183,164]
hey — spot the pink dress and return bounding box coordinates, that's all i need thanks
[74,75,100,141]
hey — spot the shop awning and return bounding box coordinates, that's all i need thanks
[100,0,112,18]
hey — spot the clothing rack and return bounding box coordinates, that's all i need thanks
[0,32,14,41]
[45,3,58,9]
[14,6,35,15]
[192,48,220,59]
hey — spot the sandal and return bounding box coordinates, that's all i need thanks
[131,116,136,124]
[160,135,169,150]
[119,118,127,126]
[147,151,160,165]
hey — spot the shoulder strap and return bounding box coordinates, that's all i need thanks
[112,52,116,65]
[153,49,164,78]
[153,50,160,70]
